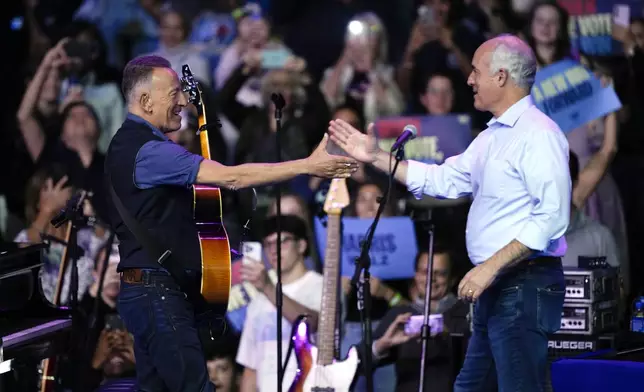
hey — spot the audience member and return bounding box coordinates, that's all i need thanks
[152,8,211,85]
[367,247,469,392]
[321,12,404,125]
[237,215,323,392]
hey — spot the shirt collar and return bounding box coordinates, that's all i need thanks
[127,113,169,141]
[486,95,534,128]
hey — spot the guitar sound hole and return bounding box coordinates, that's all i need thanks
[311,388,335,392]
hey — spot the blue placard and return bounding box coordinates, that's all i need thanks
[531,59,621,133]
[374,114,472,165]
[562,0,643,56]
[314,217,417,279]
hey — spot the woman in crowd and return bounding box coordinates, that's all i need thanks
[321,12,404,125]
[13,166,97,305]
[151,8,211,85]
[397,0,484,113]
[418,71,457,115]
[524,0,571,66]
[60,20,125,152]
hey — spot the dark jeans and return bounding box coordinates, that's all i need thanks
[454,257,565,392]
[117,270,213,392]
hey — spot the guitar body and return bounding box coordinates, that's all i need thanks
[193,185,231,310]
[289,317,360,392]
[182,65,231,312]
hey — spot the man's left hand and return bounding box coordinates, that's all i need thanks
[458,263,499,301]
[240,260,271,293]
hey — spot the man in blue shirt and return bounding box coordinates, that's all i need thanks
[105,55,357,392]
[328,35,570,392]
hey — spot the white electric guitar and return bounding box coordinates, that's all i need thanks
[288,178,359,392]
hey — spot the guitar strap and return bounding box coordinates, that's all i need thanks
[107,177,191,293]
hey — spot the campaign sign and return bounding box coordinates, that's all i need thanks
[374,114,472,165]
[560,0,643,56]
[531,59,621,133]
[314,217,417,279]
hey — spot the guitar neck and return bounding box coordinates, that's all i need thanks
[198,109,212,160]
[317,214,342,366]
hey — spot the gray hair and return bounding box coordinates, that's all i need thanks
[488,35,537,90]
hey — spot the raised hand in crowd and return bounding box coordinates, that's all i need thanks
[39,176,72,218]
[283,56,307,74]
[17,38,72,161]
[240,258,271,293]
[373,313,419,357]
[241,49,262,74]
[59,85,85,113]
[110,330,136,365]
[91,329,136,371]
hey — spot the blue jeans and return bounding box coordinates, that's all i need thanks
[117,270,213,392]
[454,258,565,392]
[342,320,396,392]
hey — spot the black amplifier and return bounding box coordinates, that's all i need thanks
[547,333,616,360]
[563,267,619,303]
[558,300,619,335]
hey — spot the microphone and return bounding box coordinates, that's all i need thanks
[390,125,418,152]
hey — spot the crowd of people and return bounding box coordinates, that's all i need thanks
[1,0,644,391]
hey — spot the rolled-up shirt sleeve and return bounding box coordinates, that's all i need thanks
[405,136,481,200]
[134,140,205,189]
[515,128,571,251]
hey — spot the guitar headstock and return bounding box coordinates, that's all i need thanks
[181,64,203,109]
[323,179,350,216]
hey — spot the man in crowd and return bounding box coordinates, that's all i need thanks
[329,35,570,392]
[237,215,323,392]
[105,55,357,392]
[369,245,470,392]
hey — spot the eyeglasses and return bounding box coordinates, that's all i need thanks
[263,236,295,250]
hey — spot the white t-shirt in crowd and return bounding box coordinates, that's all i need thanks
[236,270,323,392]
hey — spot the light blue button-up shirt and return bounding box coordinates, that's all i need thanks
[406,96,571,264]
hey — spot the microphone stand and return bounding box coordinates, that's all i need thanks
[415,209,435,392]
[352,147,405,392]
[271,92,286,392]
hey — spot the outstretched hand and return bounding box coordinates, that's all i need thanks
[328,120,380,164]
[306,134,359,178]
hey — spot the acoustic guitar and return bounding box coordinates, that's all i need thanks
[289,178,359,392]
[181,65,231,313]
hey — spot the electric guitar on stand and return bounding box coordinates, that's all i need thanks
[289,178,359,392]
[181,65,231,314]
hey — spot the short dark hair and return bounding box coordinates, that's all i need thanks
[121,55,172,103]
[414,241,454,273]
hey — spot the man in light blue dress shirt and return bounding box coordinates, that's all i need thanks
[328,35,571,392]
